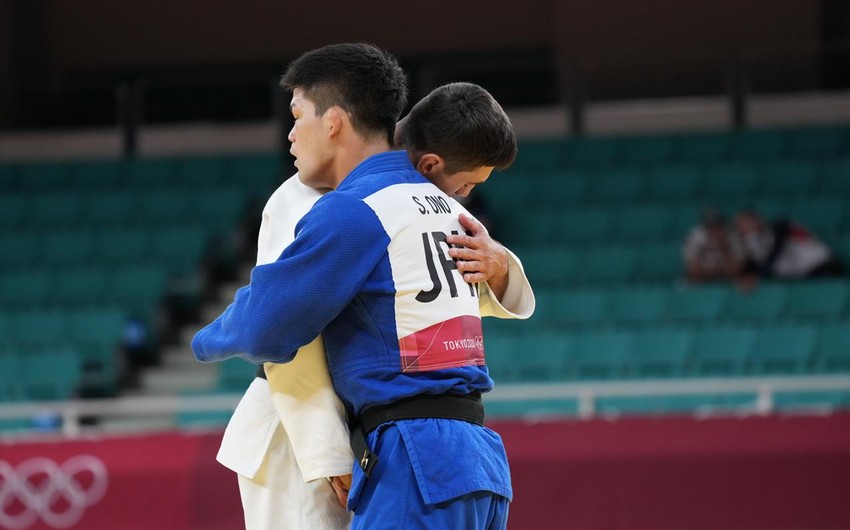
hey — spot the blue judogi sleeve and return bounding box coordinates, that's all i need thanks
[191,193,390,363]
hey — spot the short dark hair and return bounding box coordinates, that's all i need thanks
[280,43,408,145]
[397,82,517,173]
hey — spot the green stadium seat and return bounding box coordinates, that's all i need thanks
[818,159,850,196]
[40,231,96,267]
[0,165,17,190]
[559,209,614,245]
[785,280,849,321]
[81,190,136,226]
[53,267,109,306]
[191,186,249,233]
[67,308,124,395]
[69,159,124,189]
[692,326,756,376]
[816,323,850,373]
[536,172,587,207]
[18,346,82,400]
[514,333,573,381]
[572,330,631,380]
[674,133,730,164]
[497,210,554,246]
[751,324,817,375]
[633,242,684,283]
[483,335,521,382]
[613,205,670,242]
[584,169,645,204]
[773,391,847,413]
[229,153,284,195]
[725,283,788,321]
[646,166,701,201]
[621,135,674,165]
[701,164,759,199]
[836,236,850,269]
[107,265,167,316]
[664,285,730,323]
[149,225,209,276]
[787,127,844,159]
[668,204,703,240]
[631,328,693,378]
[177,157,228,187]
[0,233,38,270]
[536,289,605,328]
[17,163,68,190]
[752,197,790,221]
[578,246,635,284]
[0,351,20,401]
[729,130,787,161]
[605,286,667,326]
[124,158,176,188]
[94,228,152,264]
[218,358,258,391]
[5,311,68,346]
[30,192,83,228]
[517,248,579,287]
[569,137,622,167]
[136,189,190,225]
[0,195,27,230]
[758,161,817,197]
[0,270,53,309]
[788,196,845,238]
[480,174,538,213]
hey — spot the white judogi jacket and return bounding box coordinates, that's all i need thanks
[216,173,535,482]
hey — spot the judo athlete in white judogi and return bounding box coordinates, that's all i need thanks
[210,81,534,530]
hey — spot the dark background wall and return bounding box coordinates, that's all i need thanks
[1,0,846,128]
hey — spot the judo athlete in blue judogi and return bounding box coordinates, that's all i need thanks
[193,43,529,529]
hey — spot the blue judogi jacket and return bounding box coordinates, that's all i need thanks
[193,150,511,505]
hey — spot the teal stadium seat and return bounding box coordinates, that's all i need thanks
[787,127,844,159]
[536,172,587,207]
[17,346,82,400]
[751,325,817,375]
[701,164,759,200]
[482,335,521,382]
[785,280,849,321]
[517,248,579,287]
[774,391,847,413]
[584,169,645,204]
[758,161,817,197]
[17,163,68,191]
[29,192,83,229]
[124,158,176,189]
[5,311,68,347]
[95,228,152,265]
[725,283,788,322]
[818,159,850,196]
[136,189,190,225]
[569,137,622,167]
[0,195,27,230]
[788,196,845,239]
[664,285,730,324]
[614,205,670,242]
[149,225,209,276]
[646,166,701,201]
[536,288,606,328]
[621,135,674,165]
[177,157,228,187]
[692,326,756,376]
[572,330,631,380]
[558,209,614,245]
[605,286,667,326]
[70,159,124,189]
[0,233,38,270]
[673,133,730,164]
[577,246,635,285]
[53,267,109,307]
[513,140,568,170]
[816,323,850,373]
[630,328,693,378]
[0,270,52,309]
[192,186,249,233]
[40,231,96,267]
[218,358,258,391]
[0,164,17,190]
[106,265,167,316]
[514,333,573,381]
[228,153,283,195]
[729,129,787,161]
[634,242,684,283]
[81,190,137,226]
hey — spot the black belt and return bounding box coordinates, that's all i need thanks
[350,392,484,478]
[255,365,267,379]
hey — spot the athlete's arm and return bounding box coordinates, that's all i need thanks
[192,195,387,363]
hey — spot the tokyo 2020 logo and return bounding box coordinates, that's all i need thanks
[0,456,108,529]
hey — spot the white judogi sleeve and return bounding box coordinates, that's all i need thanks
[479,248,535,319]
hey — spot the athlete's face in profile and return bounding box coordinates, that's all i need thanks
[288,88,333,189]
[419,161,493,198]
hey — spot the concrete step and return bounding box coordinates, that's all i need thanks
[161,345,199,370]
[139,364,218,395]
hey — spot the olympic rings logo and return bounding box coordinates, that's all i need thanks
[0,456,108,529]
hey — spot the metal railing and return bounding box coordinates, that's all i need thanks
[2,375,849,438]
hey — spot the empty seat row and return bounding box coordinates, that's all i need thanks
[0,186,250,232]
[510,126,850,170]
[0,227,210,274]
[484,160,850,210]
[0,347,83,402]
[483,321,850,382]
[0,153,282,193]
[528,281,850,328]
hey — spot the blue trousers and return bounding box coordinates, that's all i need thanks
[350,425,509,530]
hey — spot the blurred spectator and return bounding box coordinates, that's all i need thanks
[683,209,746,283]
[735,209,844,279]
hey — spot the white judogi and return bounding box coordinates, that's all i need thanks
[216,174,535,530]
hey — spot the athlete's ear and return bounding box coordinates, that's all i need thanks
[416,153,445,177]
[324,107,346,139]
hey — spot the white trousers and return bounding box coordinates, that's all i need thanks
[237,423,352,530]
